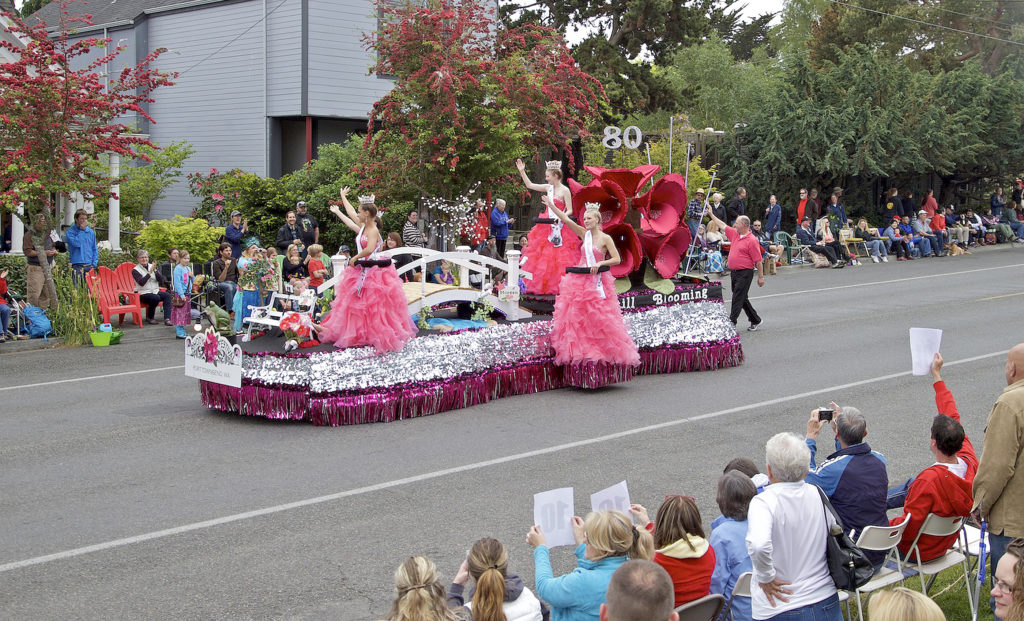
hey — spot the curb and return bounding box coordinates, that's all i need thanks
[0,336,65,354]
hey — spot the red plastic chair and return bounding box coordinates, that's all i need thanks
[86,266,144,327]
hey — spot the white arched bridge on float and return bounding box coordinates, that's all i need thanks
[318,247,534,321]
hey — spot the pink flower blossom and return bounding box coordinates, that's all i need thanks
[212,193,224,201]
[210,168,218,175]
[214,204,223,211]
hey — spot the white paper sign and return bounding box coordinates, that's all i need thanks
[534,487,576,548]
[591,481,632,521]
[910,328,942,376]
[498,285,520,303]
[185,334,243,387]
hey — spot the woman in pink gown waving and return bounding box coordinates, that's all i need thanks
[515,158,581,294]
[545,198,640,388]
[318,187,416,353]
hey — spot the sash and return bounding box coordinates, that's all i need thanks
[547,186,563,248]
[583,230,605,299]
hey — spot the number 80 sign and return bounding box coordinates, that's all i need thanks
[603,126,643,150]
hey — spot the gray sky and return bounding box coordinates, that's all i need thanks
[739,0,786,22]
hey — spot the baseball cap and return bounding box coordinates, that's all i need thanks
[230,210,242,217]
[296,200,307,207]
[918,210,927,216]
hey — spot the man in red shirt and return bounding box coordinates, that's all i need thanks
[707,209,765,331]
[887,353,977,562]
[928,207,949,255]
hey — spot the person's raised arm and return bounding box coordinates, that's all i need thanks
[543,195,585,237]
[516,158,549,192]
[706,206,726,231]
[329,187,361,234]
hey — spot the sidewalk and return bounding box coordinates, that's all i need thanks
[0,321,182,355]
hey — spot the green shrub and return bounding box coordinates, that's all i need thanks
[137,216,224,264]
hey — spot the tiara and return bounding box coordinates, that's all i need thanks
[584,202,601,211]
[545,160,562,171]
[358,194,375,205]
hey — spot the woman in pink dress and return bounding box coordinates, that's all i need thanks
[545,198,640,388]
[515,158,581,294]
[318,187,416,353]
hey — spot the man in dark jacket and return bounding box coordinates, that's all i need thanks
[294,200,318,251]
[796,217,843,267]
[726,187,747,223]
[805,404,889,566]
[276,211,302,254]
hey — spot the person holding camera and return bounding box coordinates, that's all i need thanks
[804,402,890,568]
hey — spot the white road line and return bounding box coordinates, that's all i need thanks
[0,348,1008,574]
[0,366,185,393]
[747,262,1024,301]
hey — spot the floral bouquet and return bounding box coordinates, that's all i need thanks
[280,311,318,352]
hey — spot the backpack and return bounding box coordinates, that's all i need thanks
[23,304,53,339]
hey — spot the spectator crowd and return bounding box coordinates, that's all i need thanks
[376,348,1024,621]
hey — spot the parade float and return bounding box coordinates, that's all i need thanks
[189,164,742,426]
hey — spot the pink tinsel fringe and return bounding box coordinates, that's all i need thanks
[199,337,744,426]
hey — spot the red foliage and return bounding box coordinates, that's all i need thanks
[0,3,176,213]
[358,0,605,199]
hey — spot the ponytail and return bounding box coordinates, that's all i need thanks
[629,524,655,560]
[471,567,507,621]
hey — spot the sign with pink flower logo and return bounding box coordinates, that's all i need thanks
[185,329,242,387]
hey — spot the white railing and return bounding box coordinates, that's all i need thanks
[317,246,534,321]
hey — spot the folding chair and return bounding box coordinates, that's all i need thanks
[774,231,811,265]
[958,523,989,576]
[848,514,917,621]
[675,593,725,621]
[904,513,974,611]
[840,228,870,259]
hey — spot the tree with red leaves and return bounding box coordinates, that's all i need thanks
[0,2,174,302]
[358,0,604,204]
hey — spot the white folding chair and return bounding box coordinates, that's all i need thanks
[846,514,917,621]
[904,513,974,611]
[957,523,989,576]
[676,593,725,621]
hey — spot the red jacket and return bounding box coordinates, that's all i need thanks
[890,380,978,561]
[646,523,716,607]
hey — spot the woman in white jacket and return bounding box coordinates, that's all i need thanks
[448,538,548,621]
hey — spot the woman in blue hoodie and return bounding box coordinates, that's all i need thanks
[709,470,757,621]
[527,510,653,621]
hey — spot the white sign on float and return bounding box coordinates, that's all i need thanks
[534,487,576,548]
[909,328,942,376]
[591,480,632,522]
[497,285,520,303]
[185,334,243,387]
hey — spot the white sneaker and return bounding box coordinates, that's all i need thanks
[871,255,879,263]
[881,256,888,262]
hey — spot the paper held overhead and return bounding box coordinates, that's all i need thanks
[909,328,942,376]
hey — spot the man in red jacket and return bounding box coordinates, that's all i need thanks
[888,352,978,562]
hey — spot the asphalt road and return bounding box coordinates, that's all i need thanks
[0,245,1022,620]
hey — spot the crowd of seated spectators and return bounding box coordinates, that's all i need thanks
[380,352,1024,621]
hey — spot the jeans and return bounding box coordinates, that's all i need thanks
[929,232,946,254]
[1006,218,1024,240]
[864,239,887,257]
[688,219,701,238]
[911,236,933,256]
[71,263,91,286]
[763,593,843,620]
[214,281,238,311]
[0,303,10,333]
[139,291,172,321]
[887,477,915,509]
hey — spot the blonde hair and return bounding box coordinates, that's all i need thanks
[867,588,946,621]
[286,244,301,265]
[307,243,323,257]
[387,556,457,621]
[467,538,509,621]
[583,510,653,561]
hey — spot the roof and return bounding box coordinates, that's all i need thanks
[32,0,231,30]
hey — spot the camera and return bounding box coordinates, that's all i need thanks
[816,408,835,422]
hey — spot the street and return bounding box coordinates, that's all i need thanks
[1,245,1022,620]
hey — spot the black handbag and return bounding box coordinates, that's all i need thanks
[814,485,875,590]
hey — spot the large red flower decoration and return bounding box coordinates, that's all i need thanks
[583,165,661,198]
[634,174,688,236]
[603,224,643,278]
[568,178,629,227]
[639,228,693,279]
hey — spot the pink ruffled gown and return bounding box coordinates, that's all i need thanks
[522,198,582,295]
[318,228,416,354]
[550,232,640,388]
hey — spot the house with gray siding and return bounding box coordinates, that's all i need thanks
[31,0,399,219]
